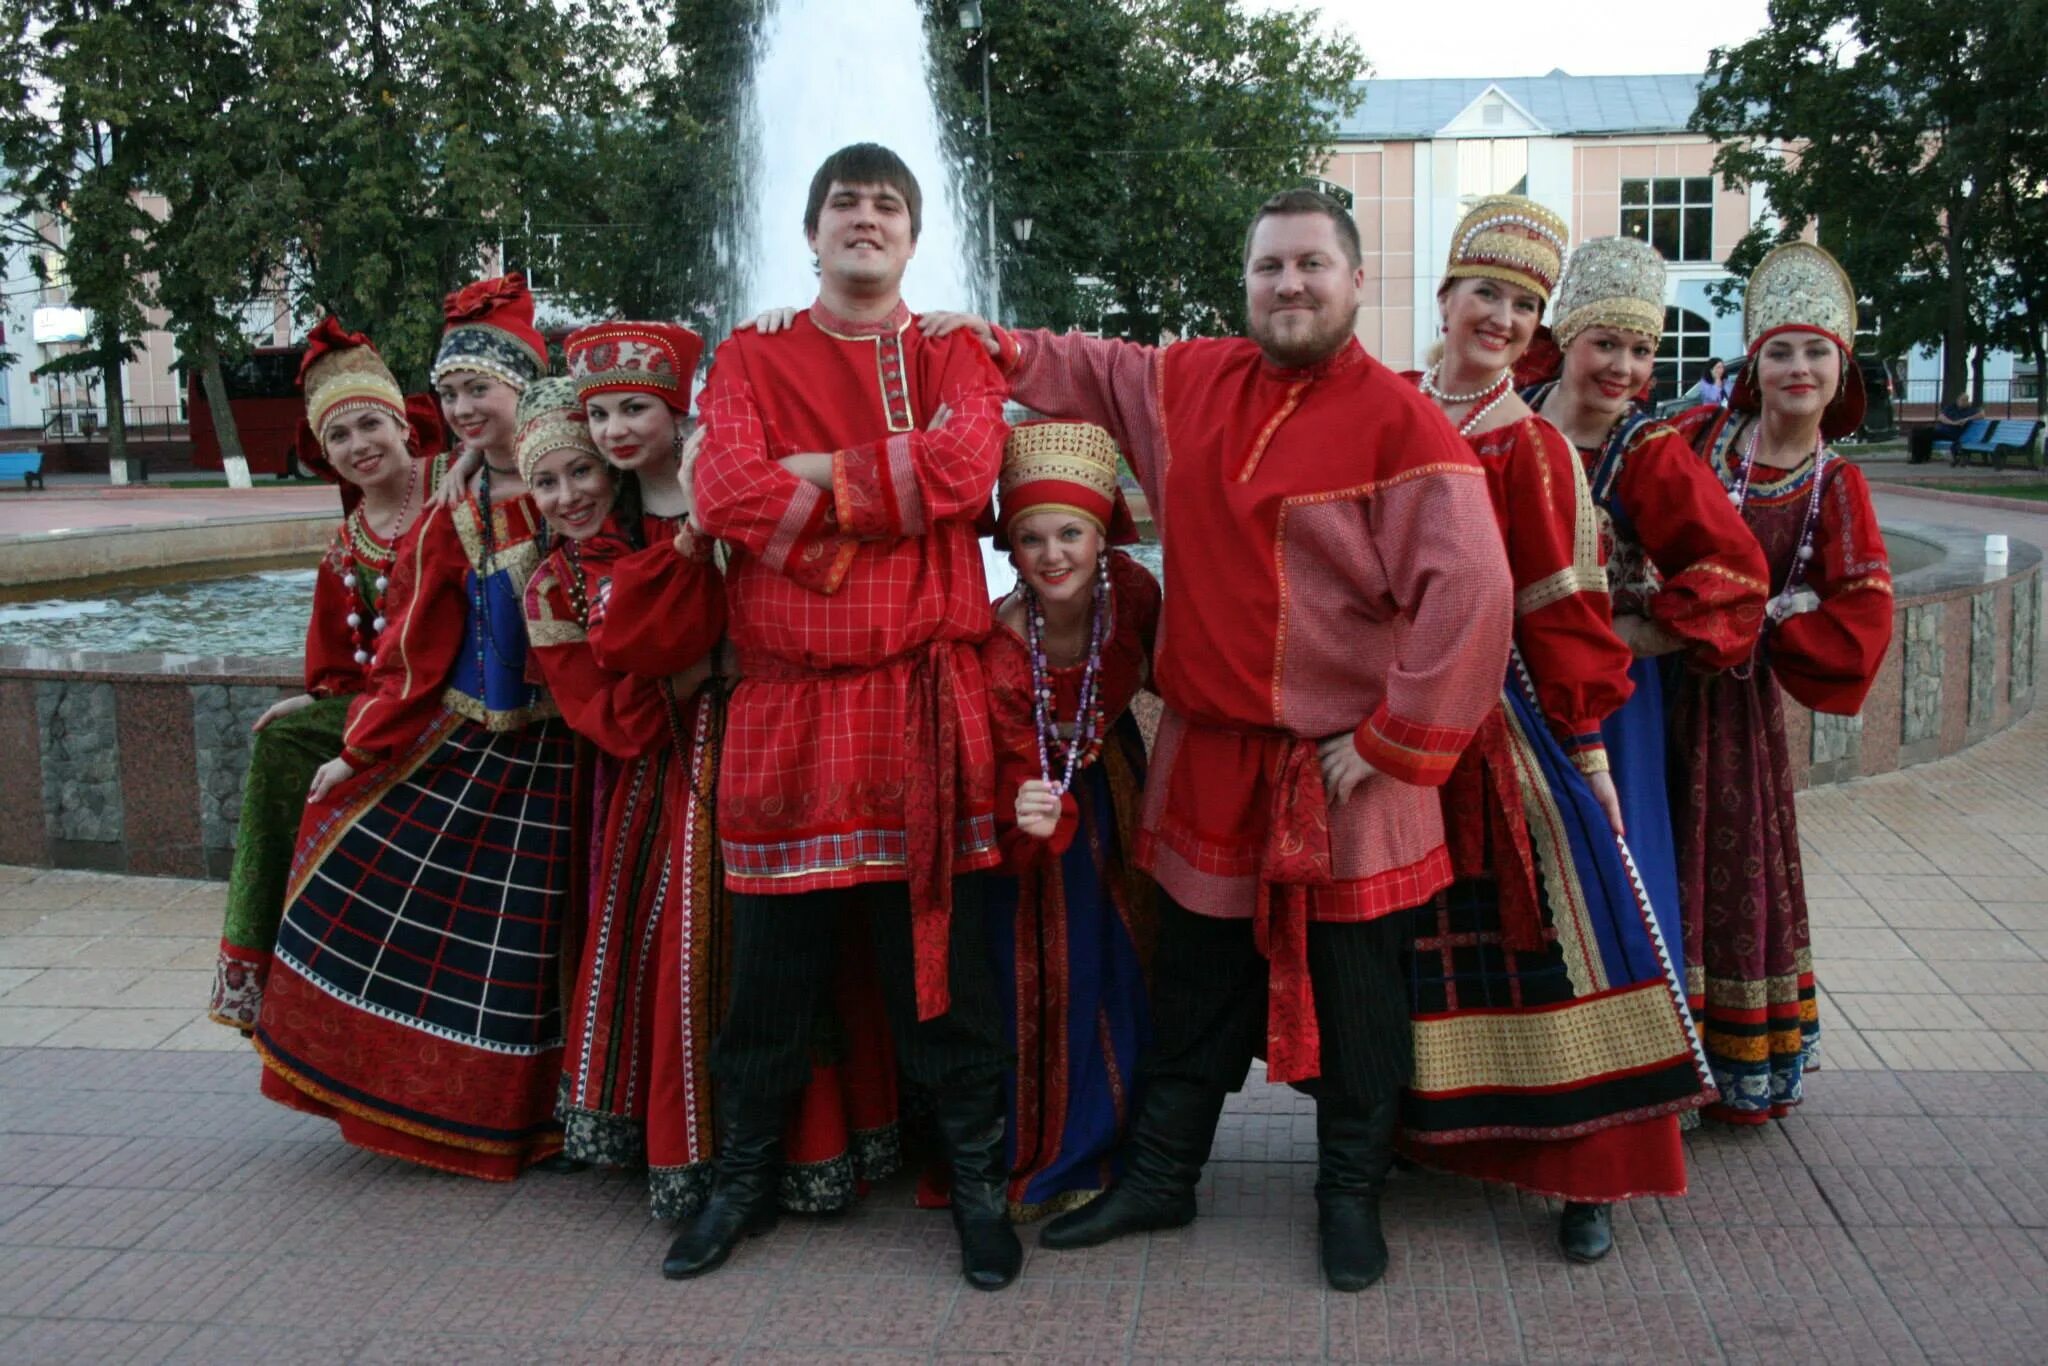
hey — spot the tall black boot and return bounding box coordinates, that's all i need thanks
[1316,1096,1397,1292]
[932,1084,1024,1291]
[661,1092,787,1279]
[1039,1077,1228,1251]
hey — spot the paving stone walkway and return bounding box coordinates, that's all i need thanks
[4,714,2048,1362]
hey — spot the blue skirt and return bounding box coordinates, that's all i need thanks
[985,719,1153,1219]
[1602,655,1684,984]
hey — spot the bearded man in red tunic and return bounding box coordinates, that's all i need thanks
[664,143,1020,1292]
[925,188,1514,1291]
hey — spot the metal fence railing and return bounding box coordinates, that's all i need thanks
[1898,377,2042,416]
[41,404,188,443]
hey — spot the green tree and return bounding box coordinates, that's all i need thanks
[1692,0,2048,402]
[928,0,1363,337]
[0,0,162,477]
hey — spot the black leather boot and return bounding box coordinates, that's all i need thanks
[1039,1077,1228,1251]
[932,1084,1024,1291]
[1558,1201,1613,1263]
[661,1093,786,1279]
[1315,1097,1397,1292]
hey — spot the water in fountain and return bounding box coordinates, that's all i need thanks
[724,0,980,322]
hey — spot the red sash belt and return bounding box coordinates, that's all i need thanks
[1251,736,1333,1086]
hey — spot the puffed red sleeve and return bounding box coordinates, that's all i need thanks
[1616,424,1770,669]
[1351,457,1515,787]
[339,505,468,767]
[994,327,1169,503]
[1772,461,1894,715]
[586,538,727,679]
[691,341,857,594]
[982,622,1079,872]
[522,550,672,760]
[832,330,1007,539]
[1495,419,1632,771]
[304,526,367,699]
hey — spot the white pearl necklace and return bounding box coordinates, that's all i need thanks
[1422,366,1513,436]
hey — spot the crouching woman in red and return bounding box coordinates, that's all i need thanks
[518,374,733,1213]
[254,274,576,1179]
[981,421,1159,1220]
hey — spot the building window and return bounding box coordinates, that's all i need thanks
[1656,306,1713,402]
[1457,138,1528,208]
[1621,177,1713,263]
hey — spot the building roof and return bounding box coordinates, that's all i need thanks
[1334,72,1705,141]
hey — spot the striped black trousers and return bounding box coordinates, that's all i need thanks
[1145,894,1416,1106]
[712,874,1009,1101]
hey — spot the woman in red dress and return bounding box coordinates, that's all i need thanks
[253,274,576,1179]
[1398,200,1715,1265]
[1669,244,1892,1124]
[209,320,443,1031]
[979,420,1159,1220]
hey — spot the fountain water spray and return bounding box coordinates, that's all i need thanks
[724,0,979,322]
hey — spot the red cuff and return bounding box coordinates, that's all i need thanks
[994,326,1023,376]
[1352,704,1473,787]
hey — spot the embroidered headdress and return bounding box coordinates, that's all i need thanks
[563,321,704,414]
[995,420,1139,549]
[514,376,601,485]
[433,272,549,390]
[1551,236,1666,348]
[1732,240,1865,439]
[1442,195,1568,304]
[301,316,405,438]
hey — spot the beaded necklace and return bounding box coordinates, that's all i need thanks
[1728,419,1832,678]
[1024,557,1110,796]
[1422,365,1512,436]
[338,456,419,666]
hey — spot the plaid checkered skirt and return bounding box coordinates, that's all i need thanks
[255,712,576,1177]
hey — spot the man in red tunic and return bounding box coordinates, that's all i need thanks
[665,143,1020,1291]
[928,188,1514,1291]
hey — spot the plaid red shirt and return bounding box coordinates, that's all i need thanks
[692,299,1006,899]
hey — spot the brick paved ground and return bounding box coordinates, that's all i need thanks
[5,716,2048,1362]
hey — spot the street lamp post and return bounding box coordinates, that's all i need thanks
[959,3,999,321]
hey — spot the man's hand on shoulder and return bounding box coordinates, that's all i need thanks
[741,307,801,335]
[922,311,1000,358]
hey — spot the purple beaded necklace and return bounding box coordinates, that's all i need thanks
[1024,557,1110,796]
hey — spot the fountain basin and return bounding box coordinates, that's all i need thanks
[0,521,2034,878]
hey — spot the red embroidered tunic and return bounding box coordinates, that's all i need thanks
[1411,403,1634,933]
[995,327,1514,1083]
[1578,416,1769,668]
[583,513,728,682]
[340,490,557,768]
[1675,407,1893,712]
[305,520,392,700]
[691,299,1007,1020]
[983,549,1160,872]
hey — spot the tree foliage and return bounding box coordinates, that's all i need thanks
[926,0,1363,337]
[1691,0,2048,401]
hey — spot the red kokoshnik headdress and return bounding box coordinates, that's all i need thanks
[1729,240,1866,441]
[562,320,705,414]
[433,272,549,389]
[293,316,446,513]
[995,420,1139,549]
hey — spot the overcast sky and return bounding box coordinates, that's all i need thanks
[1250,0,1775,80]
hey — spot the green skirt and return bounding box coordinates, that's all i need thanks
[208,694,351,1031]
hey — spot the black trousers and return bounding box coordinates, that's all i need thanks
[713,874,1009,1102]
[1144,894,1415,1107]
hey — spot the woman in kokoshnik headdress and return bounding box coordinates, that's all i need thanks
[1667,243,1892,1126]
[1519,236,1771,1258]
[251,273,579,1180]
[207,320,447,1033]
[541,324,907,1218]
[1394,200,1716,1265]
[977,420,1159,1221]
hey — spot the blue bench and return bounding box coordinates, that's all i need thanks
[1936,418,1995,466]
[0,450,44,490]
[1957,418,2043,471]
